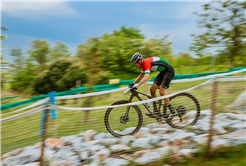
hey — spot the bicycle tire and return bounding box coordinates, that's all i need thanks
[104,100,143,137]
[163,92,200,129]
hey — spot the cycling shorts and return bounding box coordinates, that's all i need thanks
[153,65,175,89]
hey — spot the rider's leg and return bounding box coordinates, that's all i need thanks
[150,84,160,114]
[160,87,175,114]
[160,66,175,115]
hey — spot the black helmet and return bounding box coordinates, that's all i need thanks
[131,53,143,63]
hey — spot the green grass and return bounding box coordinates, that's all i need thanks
[1,72,245,154]
[126,144,246,166]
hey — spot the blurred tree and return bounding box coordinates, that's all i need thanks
[190,0,246,67]
[32,59,88,94]
[1,34,8,88]
[10,47,25,71]
[50,41,70,62]
[141,36,174,64]
[27,39,50,67]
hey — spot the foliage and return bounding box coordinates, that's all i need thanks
[49,41,70,62]
[190,0,246,67]
[27,39,50,66]
[9,47,25,71]
[32,59,88,94]
[76,26,174,79]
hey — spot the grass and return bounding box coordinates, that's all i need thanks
[126,144,246,166]
[1,72,245,154]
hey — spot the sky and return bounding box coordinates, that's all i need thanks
[1,0,211,63]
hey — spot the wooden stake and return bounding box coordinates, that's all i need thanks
[206,78,218,158]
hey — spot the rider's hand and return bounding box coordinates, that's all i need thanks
[129,83,135,88]
[131,87,137,92]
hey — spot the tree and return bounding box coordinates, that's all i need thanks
[1,34,8,88]
[32,59,88,94]
[190,0,246,67]
[50,41,70,62]
[10,47,25,71]
[27,39,50,67]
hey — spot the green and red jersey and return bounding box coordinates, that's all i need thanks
[141,57,170,74]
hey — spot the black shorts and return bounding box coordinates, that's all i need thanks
[153,65,175,89]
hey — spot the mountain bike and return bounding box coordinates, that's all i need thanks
[104,88,200,137]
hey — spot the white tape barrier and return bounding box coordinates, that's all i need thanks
[53,78,215,111]
[216,76,246,82]
[2,98,49,116]
[56,87,128,100]
[1,105,47,123]
[55,69,246,100]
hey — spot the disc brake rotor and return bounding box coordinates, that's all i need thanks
[120,115,129,124]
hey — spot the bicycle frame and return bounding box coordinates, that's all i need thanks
[125,90,160,118]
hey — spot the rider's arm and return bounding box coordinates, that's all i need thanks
[133,74,144,84]
[136,74,149,88]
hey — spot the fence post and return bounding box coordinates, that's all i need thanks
[206,77,218,157]
[49,92,57,138]
[39,104,50,166]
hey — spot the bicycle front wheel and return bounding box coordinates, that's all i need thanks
[104,100,143,137]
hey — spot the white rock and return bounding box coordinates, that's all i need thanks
[139,127,150,133]
[168,132,195,142]
[73,143,89,152]
[120,136,135,145]
[225,113,246,121]
[157,146,172,156]
[135,151,161,164]
[211,139,228,149]
[149,136,163,145]
[80,151,89,160]
[193,134,208,144]
[131,137,153,149]
[93,133,108,140]
[62,135,78,144]
[221,129,246,139]
[111,145,130,153]
[200,110,212,117]
[71,137,84,144]
[16,162,40,166]
[65,156,81,166]
[226,137,246,146]
[179,149,200,156]
[44,148,56,160]
[84,130,97,142]
[55,147,75,160]
[146,123,159,129]
[213,126,227,135]
[88,145,105,154]
[104,158,128,166]
[230,123,246,131]
[98,138,120,146]
[151,128,168,134]
[96,148,111,159]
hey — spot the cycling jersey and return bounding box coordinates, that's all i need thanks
[141,57,170,74]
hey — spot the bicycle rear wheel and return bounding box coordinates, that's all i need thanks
[163,92,200,129]
[104,100,143,137]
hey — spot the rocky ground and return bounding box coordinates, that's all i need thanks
[1,107,246,166]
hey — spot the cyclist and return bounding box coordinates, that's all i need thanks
[129,52,175,118]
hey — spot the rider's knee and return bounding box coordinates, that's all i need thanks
[159,88,166,96]
[159,91,166,96]
[150,86,157,94]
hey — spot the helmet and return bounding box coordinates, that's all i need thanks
[131,53,143,64]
